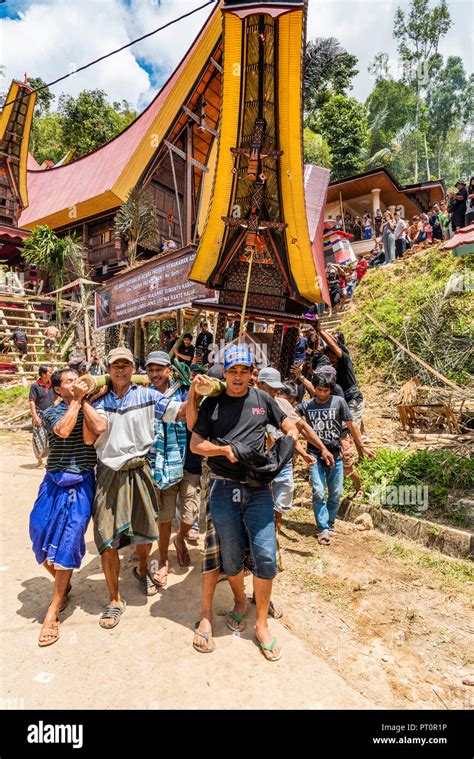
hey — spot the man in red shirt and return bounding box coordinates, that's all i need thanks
[355,254,368,281]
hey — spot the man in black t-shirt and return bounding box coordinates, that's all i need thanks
[29,365,55,467]
[175,333,195,366]
[450,181,468,232]
[189,344,298,661]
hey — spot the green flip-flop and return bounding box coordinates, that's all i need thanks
[226,610,247,632]
[258,637,282,662]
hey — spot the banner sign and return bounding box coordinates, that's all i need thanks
[94,249,215,329]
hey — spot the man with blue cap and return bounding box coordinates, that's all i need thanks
[189,344,299,661]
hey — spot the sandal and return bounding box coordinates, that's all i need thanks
[193,622,216,653]
[38,620,60,647]
[257,636,282,662]
[226,610,247,632]
[99,599,127,629]
[318,530,331,545]
[132,567,158,596]
[173,537,191,567]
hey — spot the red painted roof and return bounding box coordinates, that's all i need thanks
[19,5,219,228]
[442,222,474,250]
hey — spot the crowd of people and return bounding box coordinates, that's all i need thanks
[27,315,375,662]
[323,177,474,313]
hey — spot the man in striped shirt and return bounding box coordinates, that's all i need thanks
[92,347,187,629]
[29,367,106,647]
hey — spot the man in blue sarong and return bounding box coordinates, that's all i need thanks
[29,367,106,646]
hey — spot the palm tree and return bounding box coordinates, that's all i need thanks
[23,225,67,326]
[114,186,160,354]
[114,185,160,266]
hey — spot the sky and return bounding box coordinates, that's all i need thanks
[0,0,472,111]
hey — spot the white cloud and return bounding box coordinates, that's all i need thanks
[0,0,471,113]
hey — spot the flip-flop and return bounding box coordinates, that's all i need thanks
[193,622,216,653]
[38,620,60,647]
[226,610,247,632]
[173,537,191,567]
[257,636,282,662]
[132,567,158,596]
[99,600,127,629]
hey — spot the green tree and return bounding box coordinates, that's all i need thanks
[366,79,417,159]
[304,37,358,118]
[28,76,55,116]
[426,57,470,178]
[316,95,369,180]
[58,89,136,157]
[22,226,67,326]
[30,112,64,165]
[394,0,452,181]
[303,128,332,168]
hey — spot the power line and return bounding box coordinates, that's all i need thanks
[1,0,217,109]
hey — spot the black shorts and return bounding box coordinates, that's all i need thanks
[16,342,28,355]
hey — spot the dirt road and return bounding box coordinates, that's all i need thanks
[1,432,472,710]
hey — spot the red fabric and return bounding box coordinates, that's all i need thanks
[356,259,368,280]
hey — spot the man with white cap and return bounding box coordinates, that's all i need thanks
[92,347,187,629]
[258,367,334,532]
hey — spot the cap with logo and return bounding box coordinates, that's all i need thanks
[144,351,171,367]
[107,347,134,365]
[223,344,253,370]
[258,366,285,389]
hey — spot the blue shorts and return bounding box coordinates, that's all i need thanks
[208,479,277,580]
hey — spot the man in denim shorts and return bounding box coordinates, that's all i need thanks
[190,345,299,661]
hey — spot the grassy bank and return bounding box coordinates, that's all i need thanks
[342,246,474,386]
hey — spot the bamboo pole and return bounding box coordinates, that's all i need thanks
[366,314,468,394]
[238,250,255,341]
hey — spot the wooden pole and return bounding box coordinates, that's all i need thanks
[185,124,193,245]
[238,249,255,341]
[339,191,345,232]
[84,307,91,363]
[366,314,468,394]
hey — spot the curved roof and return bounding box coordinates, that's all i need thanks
[19,3,222,230]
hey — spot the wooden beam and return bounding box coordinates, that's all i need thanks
[210,56,223,74]
[185,124,193,244]
[164,140,208,173]
[167,146,185,247]
[182,105,218,137]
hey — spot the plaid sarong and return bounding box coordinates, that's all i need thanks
[32,411,49,459]
[93,458,159,554]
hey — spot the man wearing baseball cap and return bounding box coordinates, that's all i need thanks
[145,350,201,586]
[91,347,187,629]
[188,344,299,661]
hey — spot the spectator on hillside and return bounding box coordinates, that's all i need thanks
[382,210,396,264]
[355,252,368,280]
[449,180,468,232]
[29,365,55,468]
[438,202,450,239]
[374,208,383,237]
[394,211,407,258]
[465,177,474,226]
[44,323,60,358]
[363,213,372,239]
[367,239,385,267]
[406,216,422,247]
[429,205,443,241]
[352,216,362,242]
